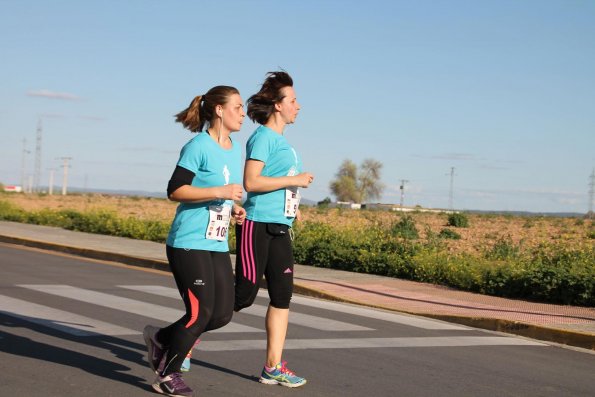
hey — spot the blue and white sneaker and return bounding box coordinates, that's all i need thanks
[180,356,191,372]
[259,361,307,388]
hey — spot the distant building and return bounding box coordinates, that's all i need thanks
[329,200,456,213]
[3,185,23,193]
[334,201,362,209]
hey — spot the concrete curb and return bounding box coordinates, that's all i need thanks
[0,235,170,272]
[2,234,594,351]
[291,280,595,351]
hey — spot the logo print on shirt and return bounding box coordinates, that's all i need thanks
[223,165,230,185]
[284,268,293,274]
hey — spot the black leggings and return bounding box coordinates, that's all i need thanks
[157,246,234,375]
[234,219,294,311]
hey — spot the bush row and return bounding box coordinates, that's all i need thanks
[293,220,595,306]
[0,200,238,251]
[1,200,592,306]
[0,200,171,242]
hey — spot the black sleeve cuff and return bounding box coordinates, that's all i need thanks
[167,166,195,197]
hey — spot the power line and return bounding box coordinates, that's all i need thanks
[399,179,409,207]
[47,168,56,195]
[33,118,42,192]
[57,157,73,196]
[588,169,594,218]
[447,166,456,210]
[21,138,30,191]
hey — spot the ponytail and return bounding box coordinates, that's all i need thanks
[175,86,239,133]
[175,95,204,132]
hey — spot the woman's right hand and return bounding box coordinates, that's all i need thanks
[218,184,243,201]
[293,172,314,188]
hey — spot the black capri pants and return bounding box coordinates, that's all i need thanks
[158,246,234,375]
[234,219,294,311]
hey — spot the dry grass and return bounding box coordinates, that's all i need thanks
[1,193,178,223]
[299,207,594,256]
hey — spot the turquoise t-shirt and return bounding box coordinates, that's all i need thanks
[166,132,241,251]
[243,125,303,226]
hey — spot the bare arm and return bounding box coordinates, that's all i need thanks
[169,184,243,203]
[243,159,314,193]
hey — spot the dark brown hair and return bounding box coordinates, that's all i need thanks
[246,71,294,125]
[175,85,239,132]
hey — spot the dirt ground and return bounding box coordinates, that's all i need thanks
[1,192,593,256]
[1,193,178,222]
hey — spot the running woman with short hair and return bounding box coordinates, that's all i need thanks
[235,71,314,388]
[143,85,246,396]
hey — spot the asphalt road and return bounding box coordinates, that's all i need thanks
[1,242,594,397]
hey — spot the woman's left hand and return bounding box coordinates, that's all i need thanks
[232,204,246,225]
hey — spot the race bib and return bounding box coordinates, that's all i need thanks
[206,205,231,241]
[284,187,301,217]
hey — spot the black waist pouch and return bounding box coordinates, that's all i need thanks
[266,223,289,236]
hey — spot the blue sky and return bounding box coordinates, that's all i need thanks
[1,0,594,213]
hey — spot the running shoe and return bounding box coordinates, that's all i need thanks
[143,325,165,374]
[152,372,193,397]
[259,361,307,388]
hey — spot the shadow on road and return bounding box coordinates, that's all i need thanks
[0,312,258,391]
[0,312,150,392]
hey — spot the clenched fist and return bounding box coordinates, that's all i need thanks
[294,172,314,188]
[219,184,243,201]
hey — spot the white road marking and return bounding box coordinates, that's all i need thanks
[259,290,469,330]
[0,294,137,336]
[198,336,546,351]
[121,285,373,332]
[18,285,261,333]
[6,285,548,353]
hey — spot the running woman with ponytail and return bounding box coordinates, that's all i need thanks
[143,85,246,396]
[235,71,313,388]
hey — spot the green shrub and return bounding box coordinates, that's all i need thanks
[227,225,237,253]
[292,221,418,277]
[390,215,419,239]
[0,200,27,222]
[317,197,331,208]
[447,212,469,228]
[422,226,445,251]
[485,235,521,260]
[438,228,461,240]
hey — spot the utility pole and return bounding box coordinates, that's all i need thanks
[33,118,42,192]
[21,138,30,191]
[589,168,594,219]
[57,157,73,195]
[448,166,455,210]
[399,179,409,208]
[47,168,55,195]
